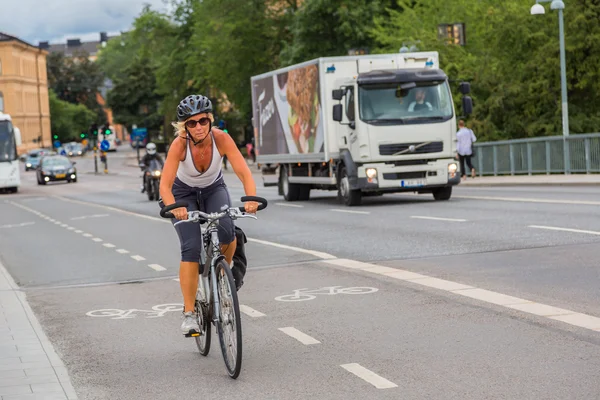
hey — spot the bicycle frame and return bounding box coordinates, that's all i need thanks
[199,222,226,325]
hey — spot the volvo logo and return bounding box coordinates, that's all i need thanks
[408,145,416,153]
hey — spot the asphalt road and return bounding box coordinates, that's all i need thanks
[1,147,599,399]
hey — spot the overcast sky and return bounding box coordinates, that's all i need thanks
[0,0,170,45]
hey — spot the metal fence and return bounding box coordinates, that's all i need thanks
[471,133,600,175]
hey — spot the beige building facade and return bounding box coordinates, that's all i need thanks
[0,33,51,153]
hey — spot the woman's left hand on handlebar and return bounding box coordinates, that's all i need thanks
[244,201,259,214]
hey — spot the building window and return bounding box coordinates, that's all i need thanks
[0,92,4,113]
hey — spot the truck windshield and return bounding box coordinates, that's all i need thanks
[358,81,453,124]
[0,121,17,162]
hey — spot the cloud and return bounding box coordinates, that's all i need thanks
[0,0,169,45]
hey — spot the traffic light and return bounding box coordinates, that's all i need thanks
[104,128,111,135]
[80,132,86,138]
[53,134,58,140]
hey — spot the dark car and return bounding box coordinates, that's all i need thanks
[36,155,77,185]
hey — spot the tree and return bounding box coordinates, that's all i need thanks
[47,52,107,126]
[49,90,96,142]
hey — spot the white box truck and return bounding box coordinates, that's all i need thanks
[250,51,472,206]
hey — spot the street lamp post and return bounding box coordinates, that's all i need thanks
[531,0,570,174]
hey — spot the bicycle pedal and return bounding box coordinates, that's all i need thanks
[184,331,201,338]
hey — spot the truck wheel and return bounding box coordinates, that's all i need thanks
[432,186,452,201]
[298,186,311,201]
[338,166,362,206]
[281,167,301,201]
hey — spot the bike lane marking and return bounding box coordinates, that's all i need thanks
[323,258,600,333]
[340,363,398,389]
[278,327,320,345]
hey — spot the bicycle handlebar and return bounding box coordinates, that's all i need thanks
[159,196,268,220]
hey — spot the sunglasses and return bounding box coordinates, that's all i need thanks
[185,117,211,129]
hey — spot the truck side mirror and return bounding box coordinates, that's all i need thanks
[333,104,343,122]
[332,89,344,101]
[459,82,471,95]
[462,96,473,116]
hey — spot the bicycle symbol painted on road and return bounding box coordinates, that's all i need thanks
[86,303,183,320]
[274,286,378,302]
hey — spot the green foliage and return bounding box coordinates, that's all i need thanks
[95,0,600,142]
[49,90,96,142]
[46,52,107,126]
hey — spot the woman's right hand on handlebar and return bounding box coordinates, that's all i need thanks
[172,207,188,220]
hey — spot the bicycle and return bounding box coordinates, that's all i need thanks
[160,195,267,379]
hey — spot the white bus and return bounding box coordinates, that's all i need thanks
[0,113,22,193]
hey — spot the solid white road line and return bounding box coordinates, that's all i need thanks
[278,327,320,345]
[323,258,600,333]
[248,238,336,260]
[331,209,370,215]
[410,216,467,222]
[275,203,304,208]
[131,255,146,261]
[529,225,600,236]
[240,305,266,318]
[340,363,398,389]
[116,249,129,254]
[455,195,600,206]
[42,195,600,333]
[148,264,166,271]
[102,243,116,248]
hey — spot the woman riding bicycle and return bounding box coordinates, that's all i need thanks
[159,94,259,336]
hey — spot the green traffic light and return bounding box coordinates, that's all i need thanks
[53,135,58,139]
[105,129,110,134]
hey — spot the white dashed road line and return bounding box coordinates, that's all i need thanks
[239,305,266,318]
[330,209,370,215]
[92,238,103,242]
[116,249,130,254]
[275,203,304,208]
[148,264,166,271]
[103,243,116,248]
[131,255,146,261]
[83,233,93,238]
[340,363,398,389]
[278,327,320,345]
[529,225,600,236]
[410,216,467,222]
[454,195,600,206]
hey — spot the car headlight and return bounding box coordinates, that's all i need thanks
[26,163,32,168]
[448,163,458,173]
[366,168,377,179]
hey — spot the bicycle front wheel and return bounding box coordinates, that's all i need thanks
[215,259,243,379]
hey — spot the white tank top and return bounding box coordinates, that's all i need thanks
[176,133,223,187]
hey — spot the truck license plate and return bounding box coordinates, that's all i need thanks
[401,179,426,188]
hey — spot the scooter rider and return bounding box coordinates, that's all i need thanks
[141,143,164,193]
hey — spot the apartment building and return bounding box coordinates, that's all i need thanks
[0,32,51,152]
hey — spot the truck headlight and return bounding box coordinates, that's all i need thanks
[366,168,377,179]
[448,163,458,174]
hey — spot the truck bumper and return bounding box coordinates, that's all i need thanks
[352,160,460,192]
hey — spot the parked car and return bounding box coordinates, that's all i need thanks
[36,155,77,185]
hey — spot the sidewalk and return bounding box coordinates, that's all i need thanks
[460,174,600,187]
[0,261,77,400]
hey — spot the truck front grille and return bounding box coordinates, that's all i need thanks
[379,141,443,156]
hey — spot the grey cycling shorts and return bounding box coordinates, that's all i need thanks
[160,176,235,263]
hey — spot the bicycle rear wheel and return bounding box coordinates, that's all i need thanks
[215,259,242,379]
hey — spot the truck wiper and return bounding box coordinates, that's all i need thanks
[364,119,405,124]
